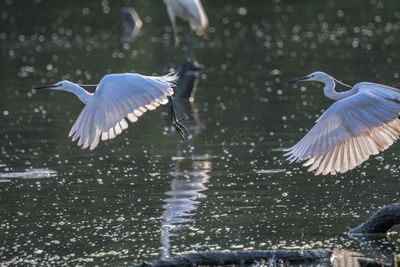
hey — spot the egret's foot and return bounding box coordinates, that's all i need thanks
[172,117,189,139]
[168,95,190,139]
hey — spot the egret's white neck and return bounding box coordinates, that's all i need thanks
[61,84,92,104]
[322,75,356,101]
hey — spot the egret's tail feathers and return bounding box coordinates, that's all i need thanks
[161,72,179,87]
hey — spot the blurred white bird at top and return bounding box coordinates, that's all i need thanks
[285,71,400,175]
[34,73,189,150]
[163,0,209,47]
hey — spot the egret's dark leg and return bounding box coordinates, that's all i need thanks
[168,96,189,139]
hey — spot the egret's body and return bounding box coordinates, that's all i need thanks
[35,73,188,150]
[163,0,208,46]
[286,71,400,175]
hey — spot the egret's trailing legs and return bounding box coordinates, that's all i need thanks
[168,95,189,139]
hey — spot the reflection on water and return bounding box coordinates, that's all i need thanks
[345,234,400,265]
[255,169,286,174]
[331,249,366,267]
[2,0,400,265]
[0,168,57,182]
[160,154,211,260]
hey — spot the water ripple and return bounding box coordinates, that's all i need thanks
[0,168,57,180]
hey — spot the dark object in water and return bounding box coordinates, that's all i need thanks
[135,204,400,267]
[174,58,203,101]
[348,203,400,234]
[133,249,332,267]
[162,59,204,136]
[163,58,203,101]
[120,7,143,43]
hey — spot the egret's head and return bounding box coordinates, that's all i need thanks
[288,71,330,84]
[33,80,74,91]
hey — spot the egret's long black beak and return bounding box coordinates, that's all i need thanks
[287,75,311,84]
[33,84,58,90]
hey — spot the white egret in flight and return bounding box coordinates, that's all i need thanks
[285,71,400,175]
[163,0,208,47]
[34,73,189,150]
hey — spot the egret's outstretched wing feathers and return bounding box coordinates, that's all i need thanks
[69,74,176,150]
[285,83,400,175]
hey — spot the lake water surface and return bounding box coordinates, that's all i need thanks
[1,0,400,265]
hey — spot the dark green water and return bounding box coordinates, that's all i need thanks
[1,0,400,265]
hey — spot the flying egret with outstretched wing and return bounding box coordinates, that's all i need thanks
[34,73,189,150]
[285,71,400,175]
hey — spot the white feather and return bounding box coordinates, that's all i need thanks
[68,73,176,149]
[286,81,400,175]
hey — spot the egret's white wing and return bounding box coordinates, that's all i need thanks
[285,82,400,175]
[69,73,176,150]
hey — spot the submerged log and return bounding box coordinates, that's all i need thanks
[133,249,332,267]
[349,203,400,234]
[136,204,400,266]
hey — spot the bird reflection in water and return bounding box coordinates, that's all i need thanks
[160,155,212,260]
